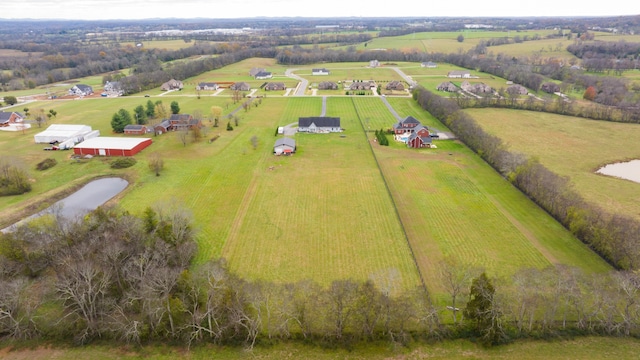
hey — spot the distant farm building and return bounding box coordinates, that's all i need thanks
[123,124,150,135]
[312,68,330,75]
[369,59,380,68]
[318,81,338,90]
[154,120,172,135]
[298,117,341,133]
[160,79,183,91]
[230,82,251,91]
[196,82,219,91]
[264,82,286,91]
[34,124,99,148]
[421,61,437,68]
[447,70,471,78]
[68,84,93,96]
[73,137,152,157]
[274,137,296,155]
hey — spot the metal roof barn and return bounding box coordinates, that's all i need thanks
[73,137,152,157]
[33,124,98,144]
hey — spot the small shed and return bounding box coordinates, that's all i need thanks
[73,137,152,157]
[274,137,296,155]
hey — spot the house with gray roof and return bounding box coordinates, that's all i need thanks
[274,137,296,155]
[69,84,93,96]
[298,117,341,133]
[447,70,471,78]
[312,68,330,75]
[230,82,251,91]
[196,82,219,91]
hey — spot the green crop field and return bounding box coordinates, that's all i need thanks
[467,108,640,221]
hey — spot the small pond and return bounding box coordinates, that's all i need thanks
[596,160,640,184]
[2,177,128,233]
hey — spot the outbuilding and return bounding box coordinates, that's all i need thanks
[34,124,99,144]
[274,137,296,155]
[73,137,152,157]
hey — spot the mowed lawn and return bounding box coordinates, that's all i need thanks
[351,98,610,296]
[221,97,421,291]
[467,108,640,221]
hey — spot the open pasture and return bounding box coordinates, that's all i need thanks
[467,108,640,220]
[222,97,421,289]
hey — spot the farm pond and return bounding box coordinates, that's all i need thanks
[1,177,128,233]
[596,160,640,183]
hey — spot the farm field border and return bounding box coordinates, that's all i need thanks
[351,98,611,298]
[467,108,640,221]
[220,96,421,290]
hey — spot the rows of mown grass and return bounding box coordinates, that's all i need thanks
[467,108,640,221]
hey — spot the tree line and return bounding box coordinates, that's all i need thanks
[1,204,640,348]
[413,86,640,270]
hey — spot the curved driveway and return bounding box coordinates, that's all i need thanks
[285,69,308,96]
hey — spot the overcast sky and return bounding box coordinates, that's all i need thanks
[1,0,639,20]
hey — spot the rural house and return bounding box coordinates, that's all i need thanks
[264,82,286,91]
[392,116,421,134]
[407,131,433,148]
[68,84,93,96]
[318,81,338,90]
[154,120,172,135]
[168,114,202,131]
[421,61,437,68]
[507,84,528,95]
[249,67,266,77]
[0,111,24,127]
[461,81,493,94]
[123,124,150,135]
[369,59,380,68]
[298,117,341,133]
[103,81,123,96]
[348,81,374,90]
[160,79,183,91]
[254,71,273,80]
[230,82,251,91]
[385,81,405,91]
[274,137,296,155]
[312,68,330,75]
[447,70,471,78]
[436,82,458,92]
[196,82,219,91]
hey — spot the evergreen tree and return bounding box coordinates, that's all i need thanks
[111,108,133,133]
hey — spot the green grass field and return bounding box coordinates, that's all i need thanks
[467,108,640,221]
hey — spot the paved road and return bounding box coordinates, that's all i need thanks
[379,96,402,121]
[285,69,307,96]
[320,96,327,116]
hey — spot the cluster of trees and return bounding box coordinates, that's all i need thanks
[2,205,640,348]
[374,129,389,145]
[567,41,640,73]
[413,86,640,270]
[0,157,31,196]
[111,100,171,133]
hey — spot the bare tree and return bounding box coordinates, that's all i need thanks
[439,257,480,324]
[148,152,164,176]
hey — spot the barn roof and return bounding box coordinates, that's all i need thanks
[74,137,151,151]
[274,137,296,148]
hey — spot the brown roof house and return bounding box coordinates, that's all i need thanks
[436,82,458,92]
[264,82,286,91]
[161,79,183,91]
[385,81,405,91]
[318,81,338,90]
[230,82,251,91]
[461,81,492,94]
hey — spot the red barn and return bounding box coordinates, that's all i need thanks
[73,137,152,157]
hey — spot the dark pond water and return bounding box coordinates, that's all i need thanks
[596,160,640,183]
[2,177,128,232]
